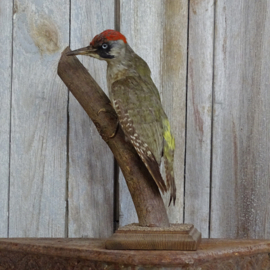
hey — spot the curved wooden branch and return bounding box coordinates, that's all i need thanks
[58,47,169,227]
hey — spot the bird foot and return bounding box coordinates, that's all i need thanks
[97,108,107,115]
[97,102,114,115]
[96,105,119,141]
[108,121,119,139]
[99,121,118,142]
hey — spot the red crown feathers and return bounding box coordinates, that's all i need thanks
[90,29,127,46]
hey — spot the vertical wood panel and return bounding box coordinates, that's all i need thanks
[119,0,188,226]
[0,0,13,237]
[161,0,188,223]
[211,0,270,238]
[69,0,115,238]
[9,0,69,237]
[185,0,214,237]
[119,0,163,226]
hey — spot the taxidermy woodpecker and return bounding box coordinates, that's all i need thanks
[67,30,176,205]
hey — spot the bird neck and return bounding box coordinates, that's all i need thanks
[106,44,137,88]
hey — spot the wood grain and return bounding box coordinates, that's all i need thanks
[0,238,270,269]
[161,0,188,223]
[211,0,270,238]
[0,0,13,237]
[68,0,115,238]
[185,0,214,237]
[119,0,188,226]
[106,223,201,250]
[9,0,69,237]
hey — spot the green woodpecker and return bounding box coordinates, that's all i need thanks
[67,29,176,205]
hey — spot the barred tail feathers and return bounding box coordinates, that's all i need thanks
[163,119,176,206]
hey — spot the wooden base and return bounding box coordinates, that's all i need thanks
[0,238,270,269]
[106,223,201,250]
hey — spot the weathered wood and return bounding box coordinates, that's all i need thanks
[119,0,188,226]
[119,0,164,227]
[68,0,115,238]
[185,0,214,237]
[161,0,188,223]
[0,0,12,237]
[106,223,201,250]
[118,177,138,227]
[1,238,270,269]
[211,1,270,238]
[58,47,170,228]
[9,0,68,237]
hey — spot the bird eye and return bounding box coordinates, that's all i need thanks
[101,43,108,49]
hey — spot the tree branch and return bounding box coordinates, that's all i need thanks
[58,47,169,227]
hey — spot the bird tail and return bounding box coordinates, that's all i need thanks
[163,118,176,206]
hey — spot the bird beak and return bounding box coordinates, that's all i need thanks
[66,45,97,56]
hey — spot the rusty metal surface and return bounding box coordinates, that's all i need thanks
[0,238,270,269]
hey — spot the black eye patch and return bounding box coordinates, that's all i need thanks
[97,43,114,59]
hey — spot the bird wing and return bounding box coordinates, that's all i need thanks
[111,75,167,194]
[132,52,161,101]
[162,118,176,205]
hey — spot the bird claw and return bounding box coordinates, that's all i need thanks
[97,102,114,115]
[96,103,118,141]
[108,121,119,139]
[97,108,107,115]
[94,119,119,142]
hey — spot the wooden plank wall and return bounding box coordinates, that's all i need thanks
[0,0,12,238]
[68,0,115,238]
[185,0,214,237]
[211,0,270,238]
[9,0,69,237]
[0,0,269,239]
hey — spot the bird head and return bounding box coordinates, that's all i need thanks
[67,29,127,61]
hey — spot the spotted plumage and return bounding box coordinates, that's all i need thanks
[67,29,176,205]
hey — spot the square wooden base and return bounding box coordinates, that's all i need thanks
[105,223,201,250]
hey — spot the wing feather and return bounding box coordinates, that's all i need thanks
[111,76,166,193]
